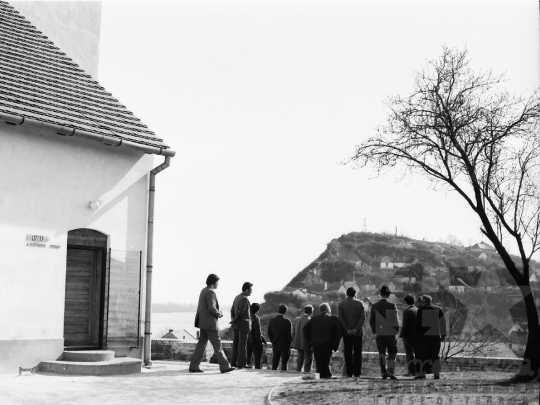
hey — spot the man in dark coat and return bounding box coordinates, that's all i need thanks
[415,295,446,379]
[291,304,314,372]
[303,303,342,379]
[189,274,234,373]
[399,294,418,376]
[370,285,400,380]
[338,287,366,377]
[230,282,253,368]
[246,302,267,369]
[267,304,293,370]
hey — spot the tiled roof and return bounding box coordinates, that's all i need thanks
[0,2,170,151]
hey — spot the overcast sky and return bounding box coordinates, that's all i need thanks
[97,0,539,307]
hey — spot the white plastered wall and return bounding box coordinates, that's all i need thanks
[0,123,154,371]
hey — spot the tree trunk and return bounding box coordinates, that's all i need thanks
[516,285,540,381]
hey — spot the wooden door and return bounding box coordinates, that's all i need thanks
[63,247,103,348]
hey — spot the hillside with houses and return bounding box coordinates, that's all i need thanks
[260,232,540,358]
[283,232,540,297]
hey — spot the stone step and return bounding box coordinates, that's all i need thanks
[38,357,142,376]
[62,350,115,362]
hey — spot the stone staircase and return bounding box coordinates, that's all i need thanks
[38,350,142,376]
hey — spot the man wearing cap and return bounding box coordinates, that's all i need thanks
[369,285,400,380]
[338,287,365,377]
[415,295,446,380]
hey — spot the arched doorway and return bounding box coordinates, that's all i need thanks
[63,229,108,349]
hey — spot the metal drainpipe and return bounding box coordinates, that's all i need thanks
[143,155,171,366]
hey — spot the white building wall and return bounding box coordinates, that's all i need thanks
[0,124,154,372]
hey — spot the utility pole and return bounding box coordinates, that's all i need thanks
[362,219,367,232]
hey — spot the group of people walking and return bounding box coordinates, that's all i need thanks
[189,274,446,380]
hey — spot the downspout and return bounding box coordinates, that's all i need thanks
[143,155,171,366]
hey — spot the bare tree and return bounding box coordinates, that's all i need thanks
[347,47,540,381]
[439,298,509,363]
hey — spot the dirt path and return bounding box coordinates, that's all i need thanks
[270,372,540,405]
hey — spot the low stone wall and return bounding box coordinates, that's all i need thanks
[266,350,524,375]
[151,340,523,374]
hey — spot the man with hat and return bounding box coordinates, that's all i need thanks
[415,295,446,380]
[369,285,400,380]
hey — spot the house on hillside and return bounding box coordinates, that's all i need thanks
[507,331,528,356]
[325,282,343,292]
[468,241,496,251]
[530,272,539,283]
[356,276,377,293]
[304,267,323,285]
[379,280,399,293]
[393,256,419,269]
[448,277,469,293]
[338,281,360,296]
[371,256,394,270]
[478,252,488,260]
[392,256,408,268]
[391,239,413,249]
[507,322,528,336]
[283,287,320,299]
[0,2,175,373]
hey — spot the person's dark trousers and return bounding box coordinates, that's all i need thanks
[295,348,313,372]
[272,348,291,370]
[231,329,249,368]
[417,337,441,377]
[343,335,363,377]
[313,344,333,378]
[247,339,263,369]
[375,336,398,376]
[189,328,231,372]
[402,337,417,375]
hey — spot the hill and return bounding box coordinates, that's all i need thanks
[284,231,538,289]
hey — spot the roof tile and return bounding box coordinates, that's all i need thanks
[0,2,169,150]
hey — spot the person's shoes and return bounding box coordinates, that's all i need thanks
[434,376,440,380]
[221,367,235,374]
[381,374,388,380]
[388,375,397,380]
[414,375,426,379]
[189,369,204,373]
[236,366,244,369]
[403,373,415,377]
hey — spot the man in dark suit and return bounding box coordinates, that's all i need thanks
[267,304,293,370]
[291,304,314,372]
[399,294,418,377]
[247,302,267,369]
[370,285,400,380]
[189,274,234,373]
[230,282,253,368]
[415,295,446,380]
[338,287,365,377]
[303,303,342,379]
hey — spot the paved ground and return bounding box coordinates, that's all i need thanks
[0,361,301,405]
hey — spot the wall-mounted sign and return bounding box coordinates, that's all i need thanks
[25,234,59,249]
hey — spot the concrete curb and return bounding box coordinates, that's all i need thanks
[265,375,303,405]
